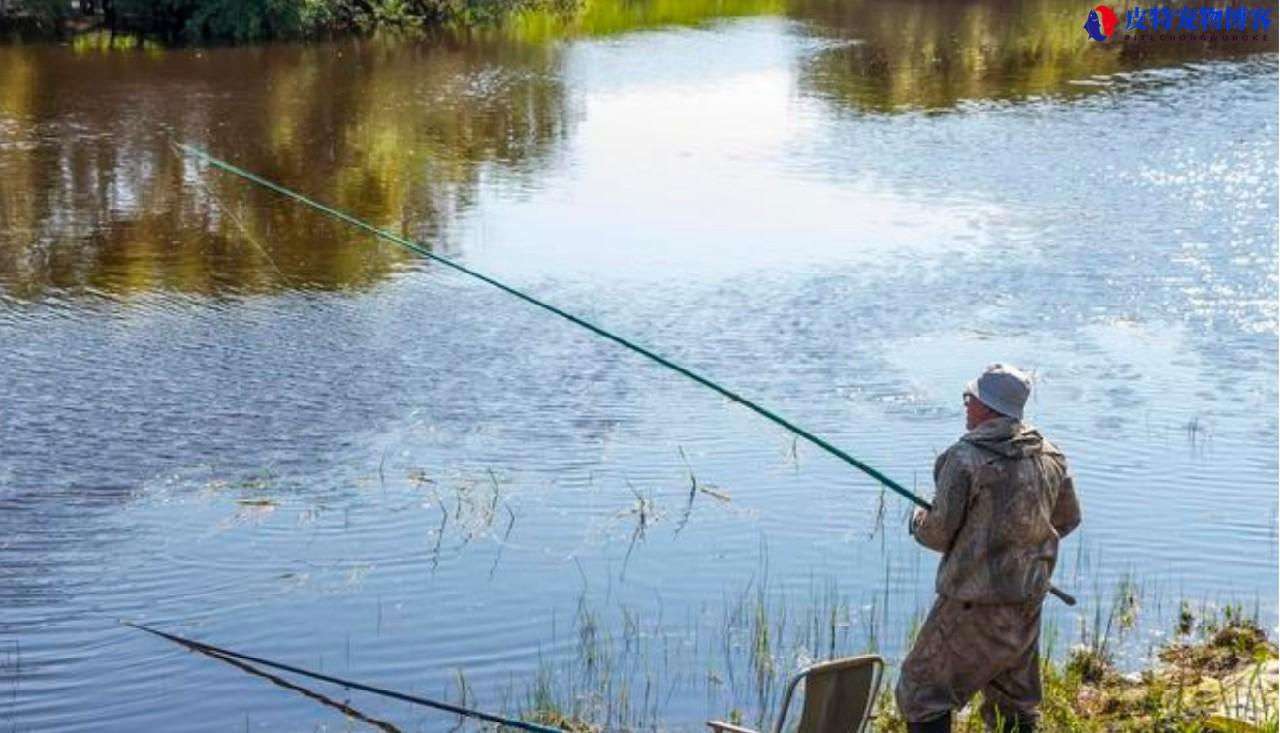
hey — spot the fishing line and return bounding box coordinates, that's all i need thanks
[173,143,1075,607]
[127,623,566,733]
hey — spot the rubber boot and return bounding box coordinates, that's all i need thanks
[1010,718,1036,733]
[993,714,1037,733]
[989,716,1037,733]
[907,712,951,733]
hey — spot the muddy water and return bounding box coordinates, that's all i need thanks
[1,2,1276,730]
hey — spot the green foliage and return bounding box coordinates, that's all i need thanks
[1066,644,1115,685]
[108,0,302,41]
[2,0,583,41]
[1179,602,1197,637]
[14,0,70,27]
[186,0,304,41]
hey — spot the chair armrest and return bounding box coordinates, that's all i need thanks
[706,721,761,733]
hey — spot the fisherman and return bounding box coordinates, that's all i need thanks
[895,364,1082,733]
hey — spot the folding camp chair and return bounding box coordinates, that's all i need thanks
[707,655,885,733]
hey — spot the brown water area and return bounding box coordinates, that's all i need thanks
[1,0,1274,297]
[0,38,569,295]
[796,0,1276,110]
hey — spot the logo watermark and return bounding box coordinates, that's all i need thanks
[1085,6,1121,40]
[1083,5,1272,42]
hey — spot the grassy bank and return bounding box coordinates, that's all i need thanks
[873,606,1278,733]
[513,585,1277,733]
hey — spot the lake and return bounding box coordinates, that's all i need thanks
[0,1,1276,730]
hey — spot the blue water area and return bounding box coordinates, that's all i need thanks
[0,12,1276,733]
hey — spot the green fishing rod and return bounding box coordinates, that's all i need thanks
[174,143,1076,607]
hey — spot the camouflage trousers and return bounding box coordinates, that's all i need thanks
[894,595,1044,729]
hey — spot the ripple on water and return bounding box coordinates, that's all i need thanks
[0,22,1275,733]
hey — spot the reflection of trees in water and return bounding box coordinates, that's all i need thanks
[0,38,573,298]
[507,0,783,39]
[792,0,1277,112]
[3,0,1272,295]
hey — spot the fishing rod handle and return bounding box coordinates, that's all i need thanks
[1049,585,1077,606]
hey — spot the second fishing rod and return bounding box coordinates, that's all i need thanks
[174,142,1076,607]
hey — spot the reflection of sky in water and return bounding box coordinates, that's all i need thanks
[465,21,1009,279]
[0,17,1276,733]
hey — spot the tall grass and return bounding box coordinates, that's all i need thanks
[512,571,1275,733]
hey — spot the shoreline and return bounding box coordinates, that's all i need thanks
[0,1,575,44]
[522,605,1279,733]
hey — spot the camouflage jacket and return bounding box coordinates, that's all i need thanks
[911,417,1081,604]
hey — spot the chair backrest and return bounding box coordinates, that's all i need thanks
[772,655,885,733]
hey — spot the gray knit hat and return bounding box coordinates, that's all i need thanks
[965,363,1032,420]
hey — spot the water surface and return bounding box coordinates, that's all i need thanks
[1,2,1277,730]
